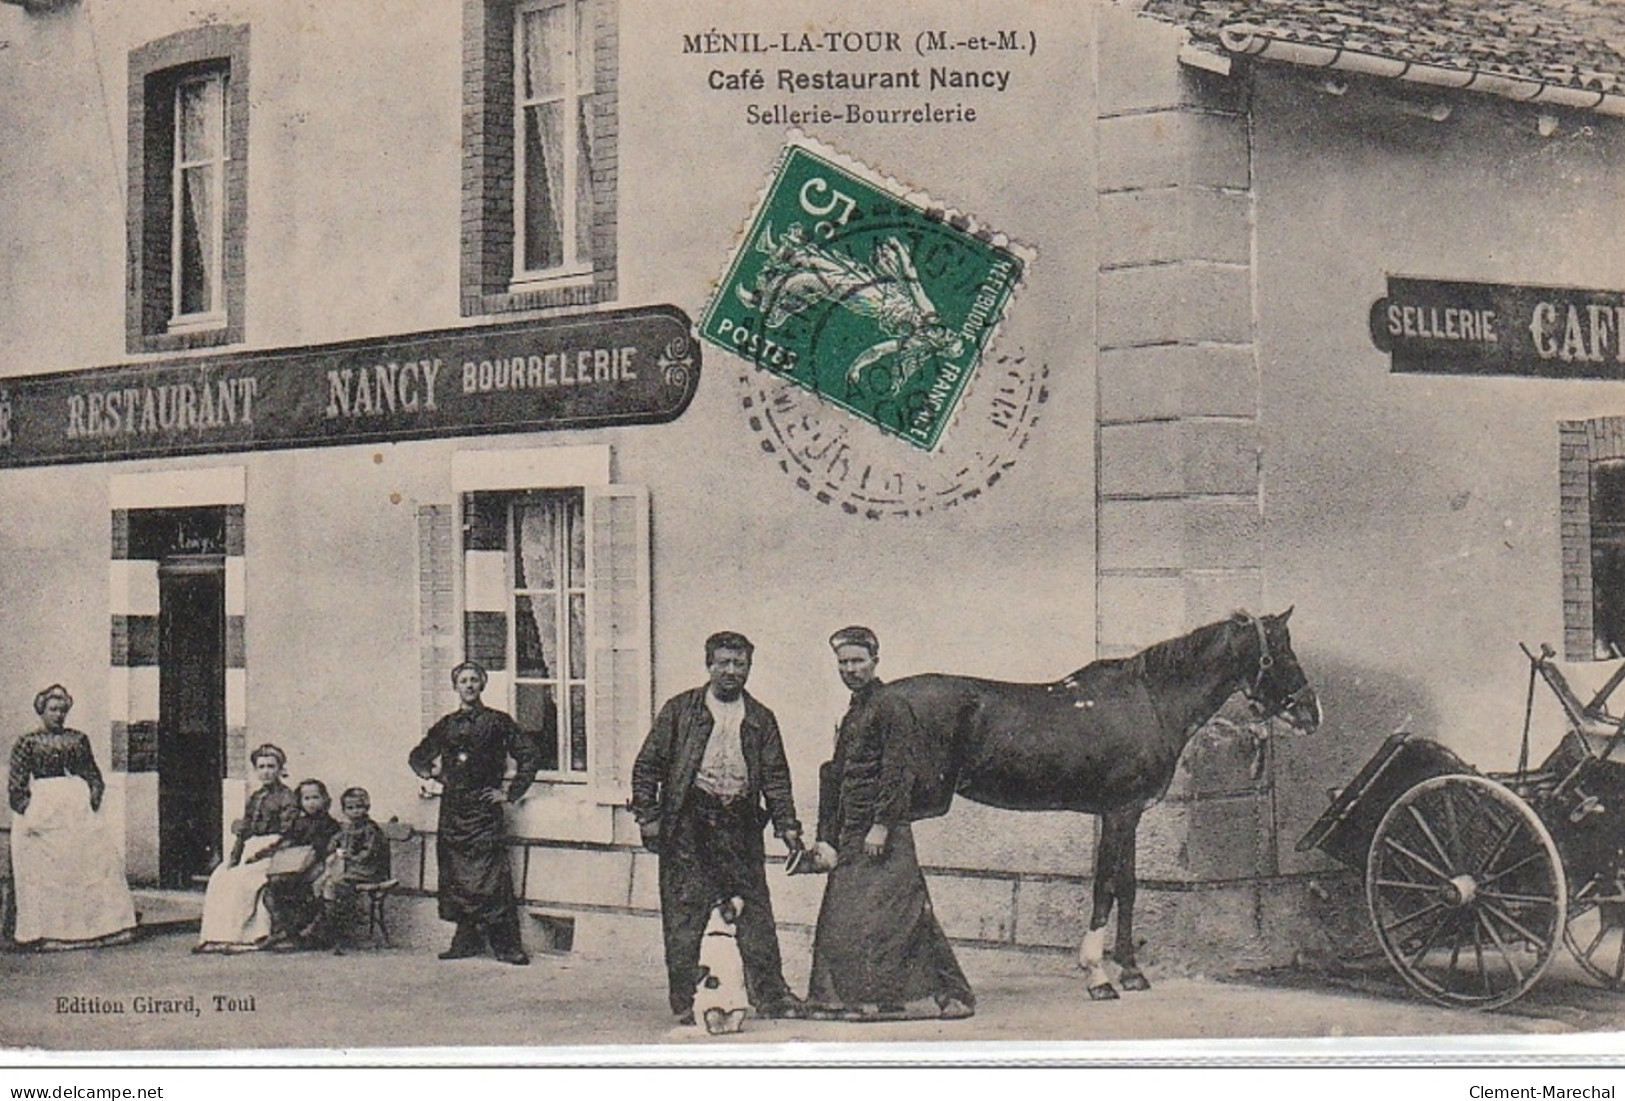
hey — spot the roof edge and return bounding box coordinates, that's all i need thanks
[1216,23,1625,119]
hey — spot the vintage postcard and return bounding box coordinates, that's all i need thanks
[1,0,1624,1073]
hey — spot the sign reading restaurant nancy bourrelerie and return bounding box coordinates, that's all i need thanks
[1371,276,1625,378]
[0,306,699,468]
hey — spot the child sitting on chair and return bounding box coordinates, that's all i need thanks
[303,787,391,951]
[260,779,340,947]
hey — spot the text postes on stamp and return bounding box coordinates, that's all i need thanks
[701,136,1027,451]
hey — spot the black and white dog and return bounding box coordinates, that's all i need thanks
[694,896,749,1035]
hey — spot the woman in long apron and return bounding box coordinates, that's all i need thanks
[7,684,137,950]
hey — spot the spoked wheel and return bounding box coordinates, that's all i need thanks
[1367,774,1566,1010]
[1565,869,1625,988]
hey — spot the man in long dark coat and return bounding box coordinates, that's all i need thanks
[409,660,542,965]
[631,630,805,1025]
[806,625,974,1019]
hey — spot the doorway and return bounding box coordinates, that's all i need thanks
[156,555,226,888]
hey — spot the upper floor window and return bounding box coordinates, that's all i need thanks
[171,71,229,331]
[515,0,597,283]
[127,25,250,354]
[462,0,618,316]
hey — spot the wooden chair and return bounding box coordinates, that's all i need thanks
[346,818,416,949]
[353,880,401,947]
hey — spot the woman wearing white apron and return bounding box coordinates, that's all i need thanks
[196,743,299,952]
[7,684,137,950]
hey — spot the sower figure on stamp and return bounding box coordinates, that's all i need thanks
[806,626,974,1020]
[631,631,806,1026]
[409,660,541,965]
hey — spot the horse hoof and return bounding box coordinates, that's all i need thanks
[1119,971,1151,993]
[1087,983,1120,1001]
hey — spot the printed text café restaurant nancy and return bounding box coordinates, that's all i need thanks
[0,307,698,464]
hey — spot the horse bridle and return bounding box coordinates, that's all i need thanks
[1239,613,1311,722]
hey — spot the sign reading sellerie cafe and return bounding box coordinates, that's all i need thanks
[1371,277,1625,379]
[0,306,699,468]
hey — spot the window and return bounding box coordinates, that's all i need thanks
[171,71,228,330]
[462,0,618,315]
[453,470,647,790]
[509,490,587,774]
[515,0,597,282]
[127,26,250,353]
[1592,461,1625,661]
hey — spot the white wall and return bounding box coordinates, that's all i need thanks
[1253,69,1625,772]
[0,0,1099,878]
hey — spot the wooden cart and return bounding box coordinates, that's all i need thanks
[1297,644,1625,1008]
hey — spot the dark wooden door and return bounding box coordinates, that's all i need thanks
[157,557,226,889]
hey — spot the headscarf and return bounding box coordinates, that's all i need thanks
[249,742,288,771]
[828,626,880,656]
[32,684,73,716]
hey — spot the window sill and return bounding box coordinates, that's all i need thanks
[167,312,227,336]
[129,325,238,355]
[531,772,591,787]
[461,274,616,318]
[510,265,594,293]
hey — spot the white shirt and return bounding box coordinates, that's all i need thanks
[695,690,749,800]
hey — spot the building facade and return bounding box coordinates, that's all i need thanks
[2,0,1624,969]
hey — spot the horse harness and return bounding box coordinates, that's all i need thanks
[1239,612,1309,722]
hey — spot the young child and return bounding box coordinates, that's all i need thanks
[260,779,340,947]
[304,787,391,952]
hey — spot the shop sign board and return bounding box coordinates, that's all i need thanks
[0,306,699,468]
[1371,277,1625,379]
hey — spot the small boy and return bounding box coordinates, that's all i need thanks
[303,787,391,952]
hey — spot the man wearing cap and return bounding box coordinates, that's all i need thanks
[631,631,805,1025]
[409,660,542,964]
[806,626,975,1020]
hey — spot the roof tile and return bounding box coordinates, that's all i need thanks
[1144,0,1625,91]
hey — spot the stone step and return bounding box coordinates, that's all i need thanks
[132,887,203,930]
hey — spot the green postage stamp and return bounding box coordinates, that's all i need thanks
[701,137,1029,450]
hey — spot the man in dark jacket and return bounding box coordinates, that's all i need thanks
[631,631,805,1025]
[806,626,974,1019]
[409,660,542,965]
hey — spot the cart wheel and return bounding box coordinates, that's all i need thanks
[1367,774,1566,1009]
[1565,870,1625,988]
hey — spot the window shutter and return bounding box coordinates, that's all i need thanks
[417,503,459,737]
[584,484,649,799]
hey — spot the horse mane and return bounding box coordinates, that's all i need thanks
[1131,617,1240,682]
[1058,616,1242,687]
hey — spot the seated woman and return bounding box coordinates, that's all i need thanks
[195,744,298,953]
[260,779,340,947]
[7,684,137,951]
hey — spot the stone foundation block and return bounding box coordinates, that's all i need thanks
[1098,498,1261,572]
[1098,262,1252,349]
[1013,876,1091,949]
[1097,574,1187,653]
[1099,110,1249,192]
[523,847,633,909]
[913,802,1096,877]
[1100,187,1250,268]
[924,874,1015,943]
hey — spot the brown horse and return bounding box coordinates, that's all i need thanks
[882,609,1322,999]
